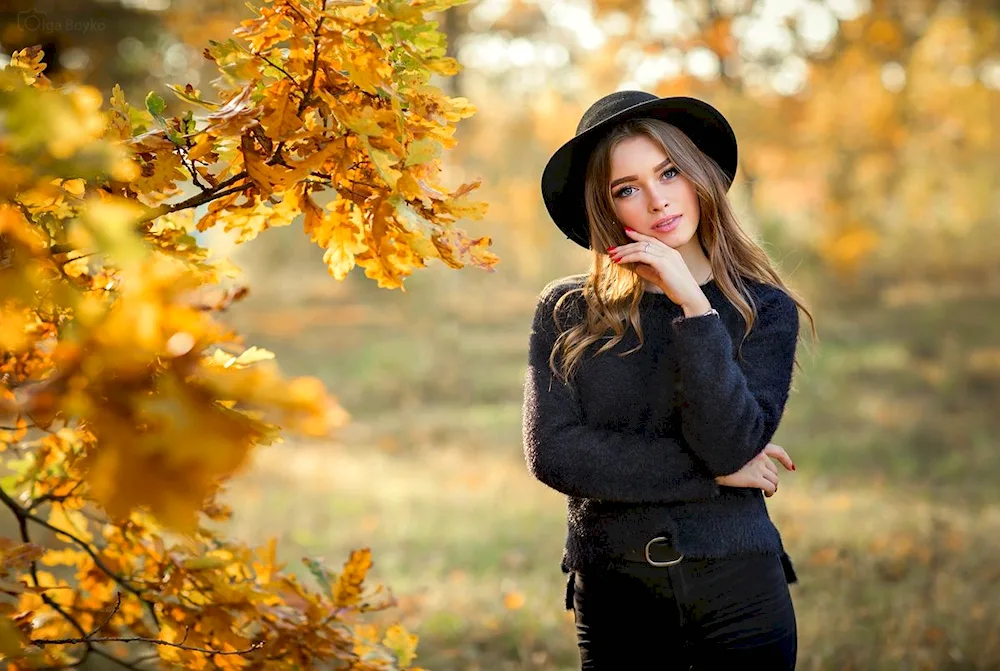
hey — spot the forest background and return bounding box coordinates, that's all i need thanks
[1,0,998,668]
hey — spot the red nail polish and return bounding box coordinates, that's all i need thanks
[625,227,634,232]
[607,246,615,252]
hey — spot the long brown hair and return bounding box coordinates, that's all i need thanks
[549,118,816,383]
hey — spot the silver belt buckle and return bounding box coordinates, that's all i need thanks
[644,536,684,567]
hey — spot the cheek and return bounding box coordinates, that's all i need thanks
[613,199,642,226]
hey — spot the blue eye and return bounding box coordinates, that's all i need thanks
[611,166,678,199]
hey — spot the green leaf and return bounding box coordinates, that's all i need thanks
[404,138,440,167]
[145,91,167,119]
[302,556,334,595]
[167,83,220,111]
[166,128,184,146]
[364,139,401,189]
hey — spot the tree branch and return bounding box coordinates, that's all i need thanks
[253,50,303,91]
[85,592,122,638]
[0,483,95,668]
[32,634,264,656]
[28,481,84,512]
[300,0,329,115]
[136,171,250,225]
[0,486,160,628]
[180,154,208,191]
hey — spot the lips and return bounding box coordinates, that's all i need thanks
[653,214,682,232]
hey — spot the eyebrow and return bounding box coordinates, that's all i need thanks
[609,158,674,190]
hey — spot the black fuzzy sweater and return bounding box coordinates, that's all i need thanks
[521,275,800,577]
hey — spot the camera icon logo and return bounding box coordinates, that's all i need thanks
[17,10,46,32]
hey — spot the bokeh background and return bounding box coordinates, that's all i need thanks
[3,0,999,668]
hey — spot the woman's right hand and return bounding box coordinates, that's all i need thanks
[715,443,795,497]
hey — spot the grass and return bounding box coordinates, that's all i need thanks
[6,266,995,670]
[208,273,1000,670]
[221,443,1000,670]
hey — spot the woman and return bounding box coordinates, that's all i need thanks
[522,91,816,669]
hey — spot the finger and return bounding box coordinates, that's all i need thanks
[761,479,776,497]
[607,242,644,259]
[623,227,656,242]
[611,251,656,266]
[761,469,779,489]
[763,443,795,471]
[763,458,778,476]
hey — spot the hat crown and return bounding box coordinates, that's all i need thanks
[575,90,657,136]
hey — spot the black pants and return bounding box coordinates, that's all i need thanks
[569,553,797,669]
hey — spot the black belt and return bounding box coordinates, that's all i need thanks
[623,536,685,566]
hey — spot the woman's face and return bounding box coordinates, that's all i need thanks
[607,134,700,250]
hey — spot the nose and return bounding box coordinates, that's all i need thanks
[647,187,668,212]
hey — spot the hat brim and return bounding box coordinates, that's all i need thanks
[540,96,738,249]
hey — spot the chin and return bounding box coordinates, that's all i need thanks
[653,231,695,249]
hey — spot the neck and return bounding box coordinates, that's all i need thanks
[679,240,713,283]
[643,240,713,293]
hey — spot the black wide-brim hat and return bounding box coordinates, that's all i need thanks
[540,91,738,249]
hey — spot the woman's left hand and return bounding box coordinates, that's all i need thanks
[608,228,710,314]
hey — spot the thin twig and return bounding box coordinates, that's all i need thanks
[300,0,328,115]
[181,154,207,191]
[136,171,249,225]
[86,592,122,637]
[31,635,264,656]
[28,481,84,512]
[253,51,302,90]
[4,486,95,668]
[0,486,160,628]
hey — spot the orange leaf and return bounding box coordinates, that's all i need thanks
[332,548,372,607]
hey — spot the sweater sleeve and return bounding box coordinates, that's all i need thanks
[671,285,800,477]
[521,281,720,504]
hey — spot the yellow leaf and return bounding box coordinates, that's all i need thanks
[317,199,368,280]
[38,548,85,567]
[9,46,47,86]
[332,548,372,607]
[426,56,461,77]
[365,141,402,190]
[0,307,32,352]
[46,506,93,544]
[235,346,277,367]
[80,196,150,270]
[441,195,489,221]
[260,79,303,141]
[340,105,388,138]
[404,138,441,167]
[181,556,229,571]
[383,624,419,668]
[0,541,45,571]
[187,134,217,162]
[342,49,389,94]
[107,83,132,141]
[0,615,27,659]
[253,538,279,584]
